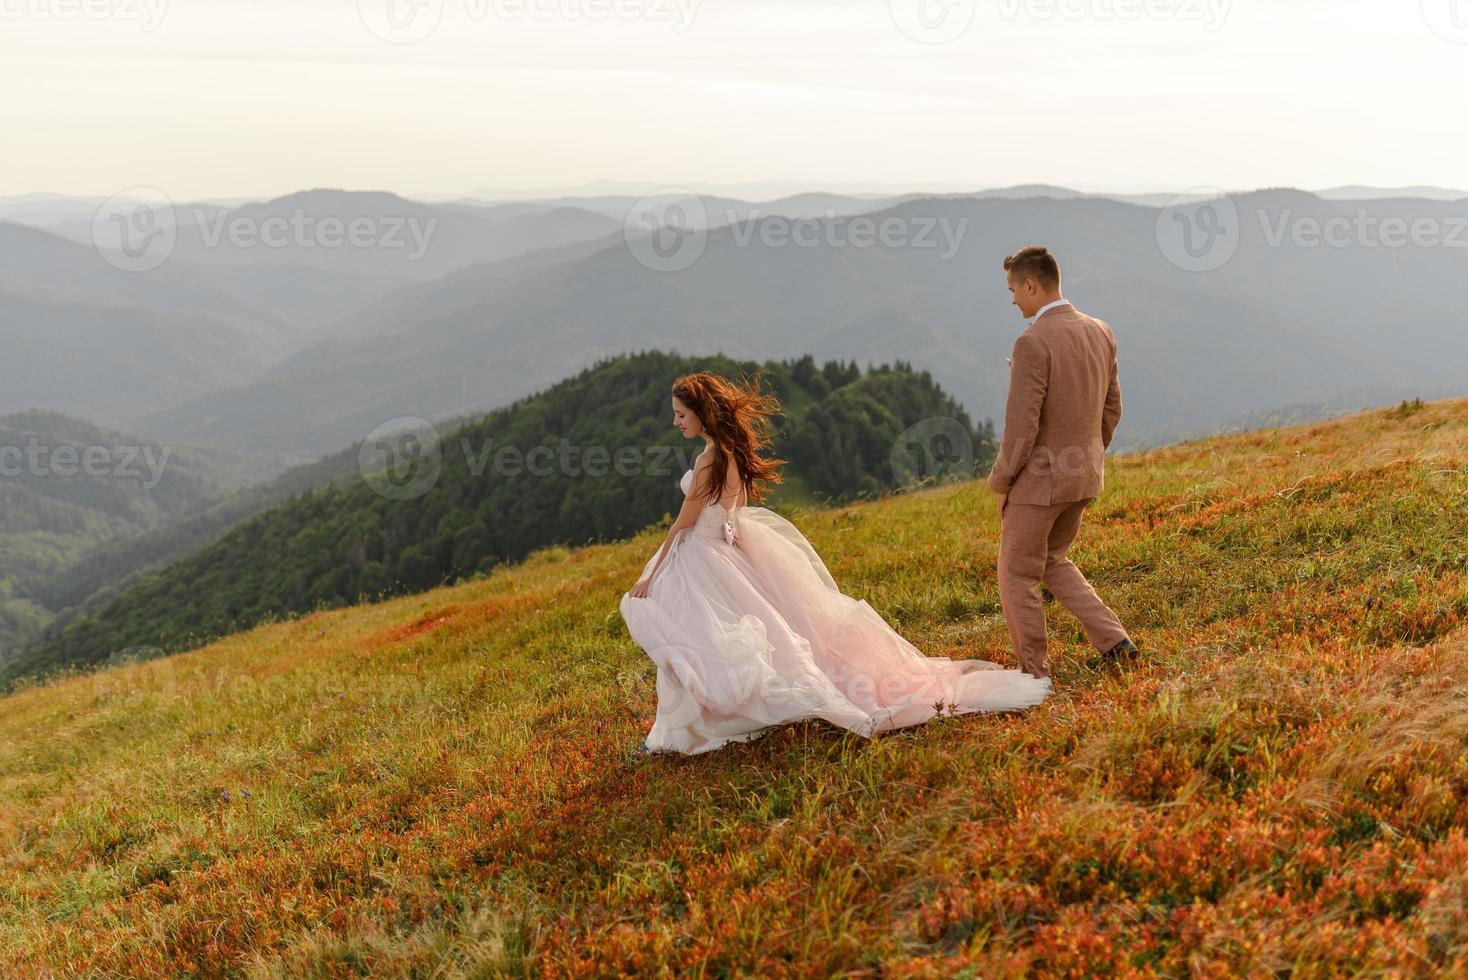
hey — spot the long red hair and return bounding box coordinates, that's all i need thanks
[672,371,785,505]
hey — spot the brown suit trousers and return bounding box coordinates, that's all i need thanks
[998,497,1127,678]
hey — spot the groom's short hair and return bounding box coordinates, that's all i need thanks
[1003,246,1061,290]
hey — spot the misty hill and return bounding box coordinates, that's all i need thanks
[5,352,988,688]
[1318,185,1468,201]
[0,193,140,229]
[3,399,1466,974]
[158,190,625,284]
[138,190,1468,456]
[12,187,914,434]
[0,400,500,677]
[445,191,902,222]
[0,220,292,395]
[0,194,629,426]
[0,431,381,664]
[0,411,250,659]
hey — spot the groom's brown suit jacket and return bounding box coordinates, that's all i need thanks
[987,303,1122,505]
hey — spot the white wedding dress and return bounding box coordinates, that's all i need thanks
[619,469,1052,754]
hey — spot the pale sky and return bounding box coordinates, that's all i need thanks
[2,0,1465,200]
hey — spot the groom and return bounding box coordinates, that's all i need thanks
[987,246,1137,680]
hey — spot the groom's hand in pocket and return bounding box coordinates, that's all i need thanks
[999,493,1009,518]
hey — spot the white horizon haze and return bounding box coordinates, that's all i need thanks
[2,0,1465,200]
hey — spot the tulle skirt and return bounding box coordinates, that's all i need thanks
[619,506,1052,755]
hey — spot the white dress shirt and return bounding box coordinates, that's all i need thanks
[1031,299,1072,322]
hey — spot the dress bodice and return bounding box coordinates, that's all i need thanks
[681,469,741,544]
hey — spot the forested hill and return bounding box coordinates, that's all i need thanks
[6,352,990,687]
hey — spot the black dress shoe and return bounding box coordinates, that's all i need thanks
[1102,638,1140,661]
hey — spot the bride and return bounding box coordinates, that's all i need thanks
[620,371,1052,755]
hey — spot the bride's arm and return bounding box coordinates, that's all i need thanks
[627,457,715,598]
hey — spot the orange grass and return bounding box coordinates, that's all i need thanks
[2,398,1466,977]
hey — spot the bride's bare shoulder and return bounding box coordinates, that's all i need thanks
[685,451,714,491]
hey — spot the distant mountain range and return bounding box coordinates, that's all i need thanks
[0,189,921,441]
[118,188,1468,456]
[409,181,1468,205]
[1315,185,1468,202]
[4,183,1465,460]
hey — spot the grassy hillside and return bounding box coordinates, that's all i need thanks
[1,398,1466,975]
